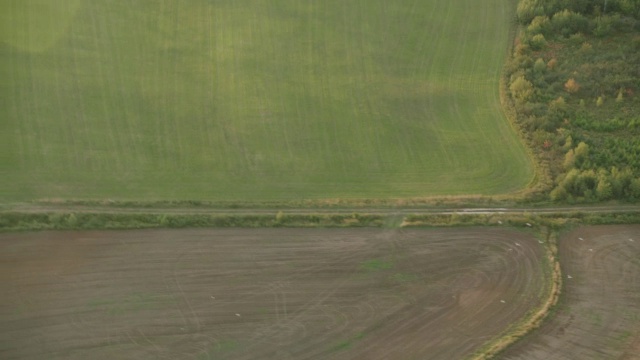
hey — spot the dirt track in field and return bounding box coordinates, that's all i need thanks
[0,228,546,360]
[500,225,640,360]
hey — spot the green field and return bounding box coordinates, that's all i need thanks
[1,0,534,202]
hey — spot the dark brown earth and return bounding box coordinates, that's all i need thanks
[0,228,546,360]
[500,225,640,360]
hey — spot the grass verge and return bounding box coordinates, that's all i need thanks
[2,208,638,232]
[0,212,385,232]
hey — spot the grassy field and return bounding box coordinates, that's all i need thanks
[1,0,534,202]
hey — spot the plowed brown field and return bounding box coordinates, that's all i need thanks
[1,228,546,359]
[500,225,640,360]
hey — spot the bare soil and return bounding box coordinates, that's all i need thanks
[500,225,640,360]
[0,228,546,360]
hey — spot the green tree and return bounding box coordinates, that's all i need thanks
[618,0,640,18]
[510,76,535,103]
[550,184,568,201]
[530,34,547,49]
[563,135,573,150]
[563,149,576,169]
[611,167,634,197]
[574,142,590,167]
[528,16,551,35]
[576,169,598,196]
[558,168,581,196]
[596,172,613,200]
[534,58,547,73]
[550,10,590,36]
[517,0,545,24]
[629,178,640,199]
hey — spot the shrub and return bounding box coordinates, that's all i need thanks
[596,176,613,200]
[579,42,593,54]
[574,142,590,167]
[563,149,576,169]
[568,32,586,45]
[534,58,547,73]
[528,16,551,35]
[551,10,590,37]
[510,76,535,102]
[564,78,581,93]
[530,34,547,49]
[517,0,545,24]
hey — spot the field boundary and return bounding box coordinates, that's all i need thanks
[468,230,562,360]
[2,206,639,232]
[495,1,552,202]
[13,195,521,210]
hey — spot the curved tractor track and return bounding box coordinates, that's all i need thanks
[500,225,640,360]
[0,228,546,360]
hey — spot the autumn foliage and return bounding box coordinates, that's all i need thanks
[564,78,580,93]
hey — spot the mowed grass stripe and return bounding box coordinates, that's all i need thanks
[1,0,534,201]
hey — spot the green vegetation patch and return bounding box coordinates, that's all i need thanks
[360,259,394,271]
[329,332,366,353]
[505,0,640,203]
[0,211,386,231]
[86,292,175,315]
[1,0,533,202]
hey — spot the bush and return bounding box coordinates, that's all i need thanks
[510,76,535,102]
[579,42,594,54]
[551,10,591,37]
[568,32,586,44]
[534,58,547,73]
[517,0,546,24]
[530,34,548,49]
[564,78,580,93]
[528,16,551,35]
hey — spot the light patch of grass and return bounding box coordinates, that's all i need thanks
[197,339,240,360]
[0,0,82,52]
[86,293,174,315]
[331,339,353,352]
[390,272,419,283]
[360,259,394,271]
[329,332,366,353]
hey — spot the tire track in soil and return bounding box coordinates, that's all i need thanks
[499,225,640,360]
[0,228,546,360]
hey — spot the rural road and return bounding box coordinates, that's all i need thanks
[3,203,640,216]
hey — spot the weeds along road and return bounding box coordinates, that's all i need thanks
[3,203,640,217]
